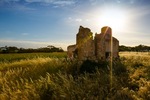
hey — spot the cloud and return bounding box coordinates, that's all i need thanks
[25,0,76,6]
[22,33,29,36]
[1,0,20,2]
[67,17,86,23]
[0,0,19,4]
[0,0,35,11]
[75,18,82,22]
[15,4,36,11]
[52,0,75,5]
[0,0,76,7]
[0,0,19,5]
[89,0,98,5]
[25,0,54,3]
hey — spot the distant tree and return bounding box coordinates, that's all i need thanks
[119,45,132,51]
[7,46,19,53]
[47,45,55,49]
[1,45,64,53]
[18,48,26,53]
[119,45,150,52]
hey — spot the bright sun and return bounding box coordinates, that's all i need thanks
[96,9,127,32]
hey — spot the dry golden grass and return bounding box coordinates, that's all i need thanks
[119,52,150,100]
[0,52,149,100]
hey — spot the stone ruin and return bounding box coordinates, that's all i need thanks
[67,26,119,62]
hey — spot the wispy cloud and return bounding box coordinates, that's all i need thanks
[15,4,36,11]
[0,0,19,5]
[0,0,19,6]
[22,33,29,36]
[75,18,82,22]
[25,0,51,3]
[52,0,75,5]
[67,17,91,23]
[0,0,35,11]
[89,0,98,5]
[25,0,76,6]
[129,5,150,18]
[0,0,20,2]
[0,0,76,8]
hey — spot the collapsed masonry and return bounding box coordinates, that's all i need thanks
[67,26,119,61]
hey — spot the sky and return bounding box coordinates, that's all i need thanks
[0,0,150,50]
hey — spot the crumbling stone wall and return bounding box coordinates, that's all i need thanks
[112,38,119,58]
[76,26,95,61]
[67,45,76,60]
[67,26,119,61]
[95,33,105,60]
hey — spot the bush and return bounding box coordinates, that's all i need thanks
[79,60,108,74]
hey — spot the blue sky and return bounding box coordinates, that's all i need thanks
[0,0,150,50]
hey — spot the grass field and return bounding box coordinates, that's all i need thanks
[0,52,149,100]
[0,52,67,63]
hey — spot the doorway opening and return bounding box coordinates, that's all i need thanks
[105,52,111,59]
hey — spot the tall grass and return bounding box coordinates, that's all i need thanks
[120,52,150,100]
[0,52,66,63]
[0,52,149,100]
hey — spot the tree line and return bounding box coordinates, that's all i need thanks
[0,45,64,53]
[0,44,149,54]
[119,45,150,52]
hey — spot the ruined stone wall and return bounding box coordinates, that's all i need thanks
[101,26,112,35]
[112,38,119,58]
[76,26,95,61]
[105,40,111,52]
[67,44,76,59]
[67,26,119,61]
[103,26,112,53]
[95,26,112,60]
[95,34,105,60]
